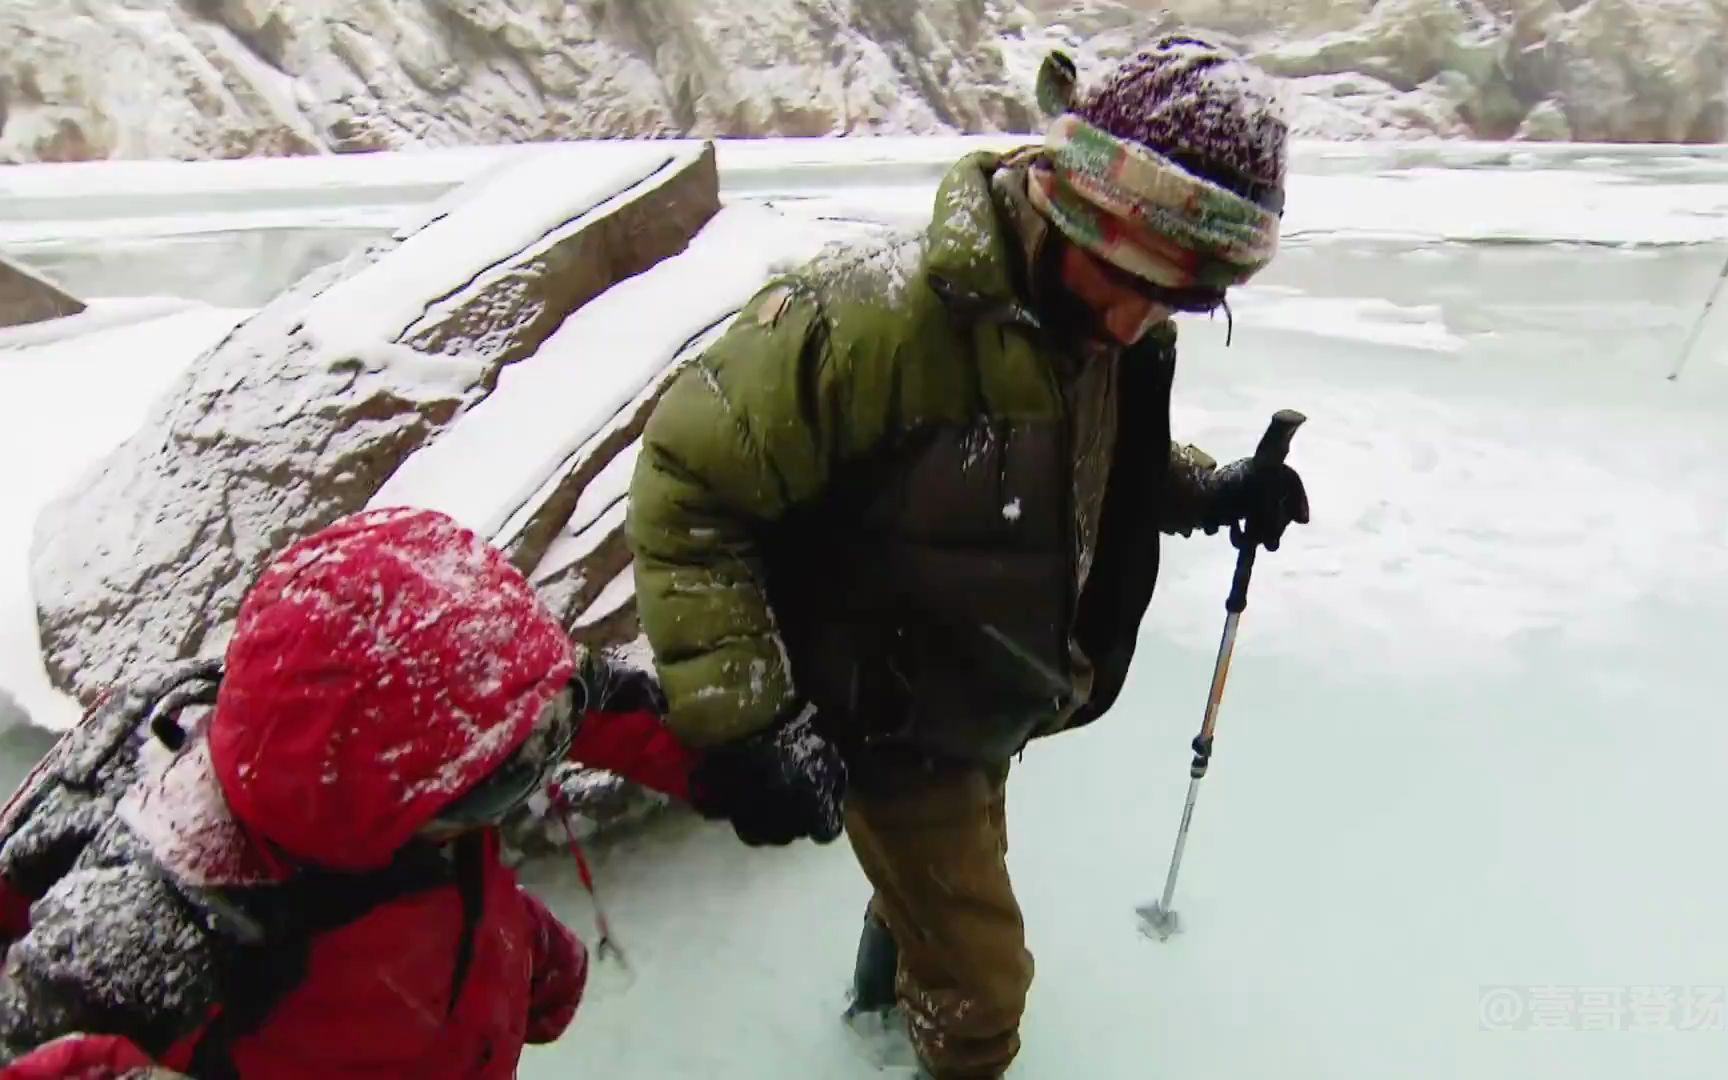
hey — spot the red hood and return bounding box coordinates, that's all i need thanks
[208,508,574,872]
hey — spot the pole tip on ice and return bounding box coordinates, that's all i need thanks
[1136,902,1180,942]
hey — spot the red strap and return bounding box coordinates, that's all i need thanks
[563,708,694,802]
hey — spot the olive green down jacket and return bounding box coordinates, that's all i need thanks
[628,148,1217,764]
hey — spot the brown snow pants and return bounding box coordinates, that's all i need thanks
[844,761,1034,1079]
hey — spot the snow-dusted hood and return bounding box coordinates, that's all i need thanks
[194,508,573,873]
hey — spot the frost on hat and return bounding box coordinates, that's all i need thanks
[1073,35,1289,209]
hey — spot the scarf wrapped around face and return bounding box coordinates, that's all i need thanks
[1028,112,1282,292]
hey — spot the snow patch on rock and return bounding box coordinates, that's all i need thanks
[30,144,719,704]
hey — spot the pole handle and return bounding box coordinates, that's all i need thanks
[1226,410,1307,612]
[1253,408,1307,470]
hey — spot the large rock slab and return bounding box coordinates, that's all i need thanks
[31,142,720,703]
[0,257,84,328]
[371,204,884,643]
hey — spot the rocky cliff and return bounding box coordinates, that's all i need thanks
[2,0,1723,164]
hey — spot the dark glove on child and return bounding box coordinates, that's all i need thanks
[571,647,667,715]
[1201,457,1311,551]
[688,707,847,847]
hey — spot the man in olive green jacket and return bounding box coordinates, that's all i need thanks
[629,36,1310,1079]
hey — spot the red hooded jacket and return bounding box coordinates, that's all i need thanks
[0,509,692,1080]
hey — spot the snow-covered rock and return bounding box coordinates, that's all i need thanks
[1251,0,1482,90]
[1283,73,1469,141]
[0,0,1044,162]
[1547,0,1728,142]
[30,142,721,704]
[4,0,1723,162]
[0,257,83,328]
[1035,0,1728,142]
[371,198,883,648]
[1248,0,1727,141]
[1514,99,1574,141]
[0,0,324,162]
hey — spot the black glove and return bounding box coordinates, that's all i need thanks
[571,647,666,714]
[688,707,847,847]
[1201,457,1310,551]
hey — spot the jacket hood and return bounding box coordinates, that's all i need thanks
[207,508,574,872]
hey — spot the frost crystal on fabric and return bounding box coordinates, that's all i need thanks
[1075,34,1289,197]
[804,230,928,308]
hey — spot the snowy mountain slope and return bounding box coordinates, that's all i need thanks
[2,0,1725,165]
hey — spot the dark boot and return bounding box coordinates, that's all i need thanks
[846,906,899,1015]
[842,908,917,1069]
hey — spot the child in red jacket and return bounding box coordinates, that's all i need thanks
[0,508,693,1078]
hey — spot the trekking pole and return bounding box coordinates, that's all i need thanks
[552,795,631,969]
[1668,250,1728,383]
[1137,409,1305,942]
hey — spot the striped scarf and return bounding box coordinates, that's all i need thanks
[1027,113,1282,292]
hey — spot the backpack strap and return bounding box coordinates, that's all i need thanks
[445,832,487,1017]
